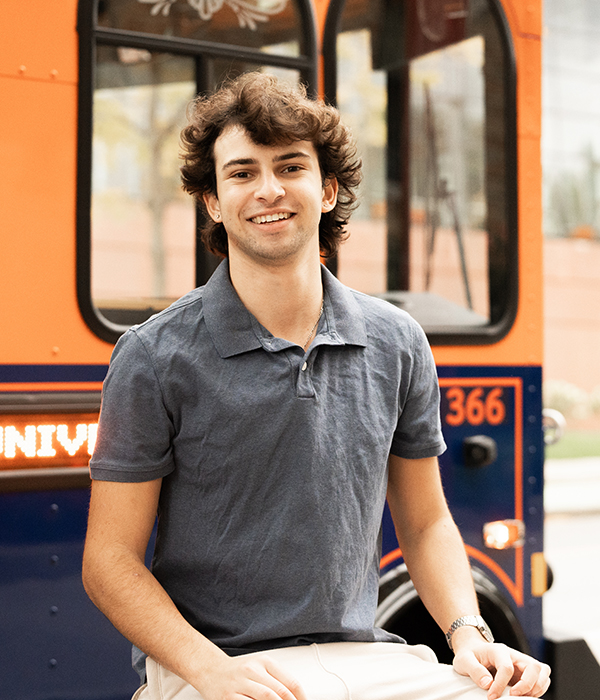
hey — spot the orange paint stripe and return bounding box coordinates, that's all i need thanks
[0,382,103,393]
[465,545,523,607]
[380,545,524,607]
[438,377,521,388]
[380,547,403,569]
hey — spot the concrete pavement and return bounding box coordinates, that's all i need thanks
[544,456,600,514]
[543,458,600,666]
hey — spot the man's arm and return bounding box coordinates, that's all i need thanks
[82,479,306,700]
[386,455,550,699]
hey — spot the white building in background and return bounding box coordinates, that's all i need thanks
[541,0,600,402]
[543,0,600,239]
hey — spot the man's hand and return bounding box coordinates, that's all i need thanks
[194,653,308,700]
[452,630,551,699]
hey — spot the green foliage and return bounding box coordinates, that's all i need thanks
[546,430,600,459]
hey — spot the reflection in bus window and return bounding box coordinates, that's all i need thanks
[331,0,515,338]
[91,51,301,326]
[92,50,196,325]
[409,37,489,323]
[83,0,315,334]
[336,29,387,295]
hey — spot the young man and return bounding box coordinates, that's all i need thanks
[82,73,550,700]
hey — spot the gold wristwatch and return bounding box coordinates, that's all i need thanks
[445,615,494,651]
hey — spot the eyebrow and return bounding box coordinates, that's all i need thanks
[221,151,311,172]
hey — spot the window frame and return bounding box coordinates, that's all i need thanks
[76,0,318,343]
[322,0,519,346]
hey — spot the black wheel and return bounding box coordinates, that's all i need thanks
[376,564,530,664]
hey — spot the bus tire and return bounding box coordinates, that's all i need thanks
[376,564,530,664]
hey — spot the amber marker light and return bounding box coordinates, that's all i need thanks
[483,519,525,550]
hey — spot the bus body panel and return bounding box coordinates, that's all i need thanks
[0,488,138,700]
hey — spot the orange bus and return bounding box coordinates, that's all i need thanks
[1,1,597,698]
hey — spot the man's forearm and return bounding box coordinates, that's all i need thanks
[386,455,481,637]
[83,478,306,700]
[83,544,308,700]
[398,512,481,635]
[82,542,228,690]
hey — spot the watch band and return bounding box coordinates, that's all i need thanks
[445,615,494,650]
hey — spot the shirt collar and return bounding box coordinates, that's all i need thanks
[320,264,368,348]
[203,259,367,359]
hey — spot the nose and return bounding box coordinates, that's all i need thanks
[254,171,285,203]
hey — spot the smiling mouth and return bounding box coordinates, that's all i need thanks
[250,212,293,224]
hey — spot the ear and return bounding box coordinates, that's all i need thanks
[203,192,221,222]
[321,177,339,213]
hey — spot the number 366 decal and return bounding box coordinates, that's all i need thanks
[445,387,506,427]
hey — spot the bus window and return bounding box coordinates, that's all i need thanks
[325,0,517,343]
[92,50,196,326]
[78,0,317,341]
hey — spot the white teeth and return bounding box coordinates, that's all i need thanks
[251,212,292,224]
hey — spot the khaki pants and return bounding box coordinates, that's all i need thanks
[132,641,521,700]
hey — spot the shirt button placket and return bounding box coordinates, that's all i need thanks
[297,355,315,398]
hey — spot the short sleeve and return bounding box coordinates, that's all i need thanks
[390,320,446,460]
[90,329,175,482]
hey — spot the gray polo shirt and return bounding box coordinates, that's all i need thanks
[91,260,445,664]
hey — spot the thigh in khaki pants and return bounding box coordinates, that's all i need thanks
[131,642,522,700]
[132,644,347,700]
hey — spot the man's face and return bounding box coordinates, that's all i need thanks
[203,126,338,267]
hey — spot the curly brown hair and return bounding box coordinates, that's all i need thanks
[180,72,362,258]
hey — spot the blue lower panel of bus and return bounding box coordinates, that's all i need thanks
[0,489,139,700]
[0,364,545,697]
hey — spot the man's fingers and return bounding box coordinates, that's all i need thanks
[253,657,308,700]
[244,678,300,700]
[453,643,528,700]
[486,657,518,699]
[262,672,306,700]
[454,644,552,700]
[507,656,551,697]
[452,649,494,690]
[207,657,303,700]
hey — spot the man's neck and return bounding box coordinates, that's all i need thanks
[228,252,324,349]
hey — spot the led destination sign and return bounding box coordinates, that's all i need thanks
[0,413,98,470]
